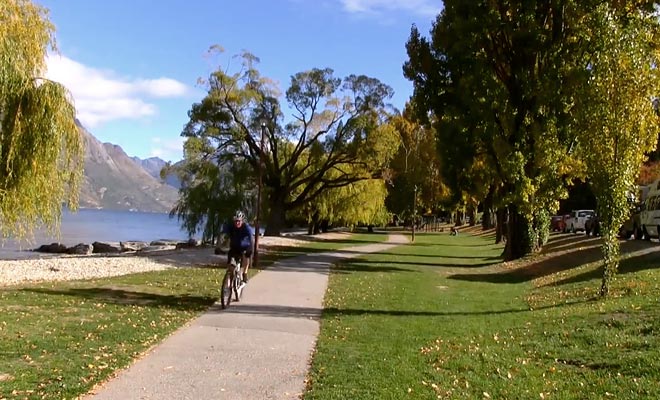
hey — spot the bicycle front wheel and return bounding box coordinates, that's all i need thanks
[233,273,243,302]
[220,271,233,309]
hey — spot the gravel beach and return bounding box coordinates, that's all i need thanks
[0,235,324,287]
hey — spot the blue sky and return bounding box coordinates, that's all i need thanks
[37,0,440,162]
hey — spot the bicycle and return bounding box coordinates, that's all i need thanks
[220,254,247,309]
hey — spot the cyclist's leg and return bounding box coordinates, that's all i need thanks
[241,248,252,282]
[227,248,240,273]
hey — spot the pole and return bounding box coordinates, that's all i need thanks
[412,185,417,243]
[253,122,265,268]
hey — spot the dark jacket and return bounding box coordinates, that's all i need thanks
[222,221,254,250]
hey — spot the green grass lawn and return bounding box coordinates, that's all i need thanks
[0,269,220,399]
[262,232,390,259]
[0,232,389,399]
[304,232,660,399]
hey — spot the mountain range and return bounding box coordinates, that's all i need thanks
[78,122,180,213]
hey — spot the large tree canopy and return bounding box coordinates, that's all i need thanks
[179,49,399,235]
[403,0,648,260]
[0,0,83,239]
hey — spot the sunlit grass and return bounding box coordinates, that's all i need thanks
[305,232,660,399]
[0,269,219,399]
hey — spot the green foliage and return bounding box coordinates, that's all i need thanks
[403,1,660,263]
[179,48,399,235]
[572,5,660,296]
[404,1,589,258]
[0,0,83,239]
[305,122,400,229]
[167,136,252,244]
[307,178,391,231]
[386,110,446,219]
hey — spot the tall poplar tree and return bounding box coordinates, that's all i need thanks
[574,4,660,296]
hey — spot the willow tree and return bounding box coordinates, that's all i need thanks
[574,5,660,297]
[0,0,83,239]
[182,49,398,235]
[303,167,395,234]
[166,136,252,244]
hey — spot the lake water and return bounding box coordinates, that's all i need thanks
[0,209,193,259]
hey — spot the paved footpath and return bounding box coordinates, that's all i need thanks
[85,233,408,400]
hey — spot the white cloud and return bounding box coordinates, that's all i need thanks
[45,55,190,128]
[150,137,185,162]
[136,78,189,97]
[340,0,441,17]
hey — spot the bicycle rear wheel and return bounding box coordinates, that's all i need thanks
[220,271,233,309]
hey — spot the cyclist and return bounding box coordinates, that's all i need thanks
[221,210,255,283]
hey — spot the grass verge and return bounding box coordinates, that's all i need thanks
[304,232,660,399]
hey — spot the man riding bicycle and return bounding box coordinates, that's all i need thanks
[220,210,254,283]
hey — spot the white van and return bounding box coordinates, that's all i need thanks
[640,179,660,239]
[565,209,595,233]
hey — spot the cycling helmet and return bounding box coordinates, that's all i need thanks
[234,210,245,221]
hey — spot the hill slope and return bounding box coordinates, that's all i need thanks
[78,124,179,212]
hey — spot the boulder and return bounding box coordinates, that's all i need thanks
[175,238,201,249]
[150,239,179,246]
[138,245,177,254]
[92,241,122,253]
[35,242,68,253]
[120,241,149,252]
[67,243,93,255]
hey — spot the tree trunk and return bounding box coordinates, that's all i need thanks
[482,186,495,230]
[454,209,464,226]
[265,191,286,236]
[308,211,320,235]
[503,205,533,261]
[495,207,507,244]
[600,227,620,297]
[320,219,329,233]
[467,204,476,227]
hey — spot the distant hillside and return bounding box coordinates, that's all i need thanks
[78,123,180,212]
[131,156,182,189]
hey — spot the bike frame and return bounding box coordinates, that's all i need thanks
[221,255,246,309]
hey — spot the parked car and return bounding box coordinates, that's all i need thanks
[560,214,571,233]
[550,215,564,232]
[619,204,643,239]
[585,214,600,236]
[565,209,595,233]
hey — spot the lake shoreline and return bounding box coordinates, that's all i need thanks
[0,236,311,287]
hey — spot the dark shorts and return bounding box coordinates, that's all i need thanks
[227,247,252,264]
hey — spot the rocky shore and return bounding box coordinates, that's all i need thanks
[0,235,312,287]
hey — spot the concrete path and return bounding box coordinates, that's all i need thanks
[85,233,408,400]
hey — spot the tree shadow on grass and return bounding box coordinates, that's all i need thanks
[340,259,500,269]
[448,238,660,284]
[333,262,419,274]
[21,287,216,310]
[540,235,601,256]
[545,249,660,287]
[321,299,589,317]
[206,300,588,318]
